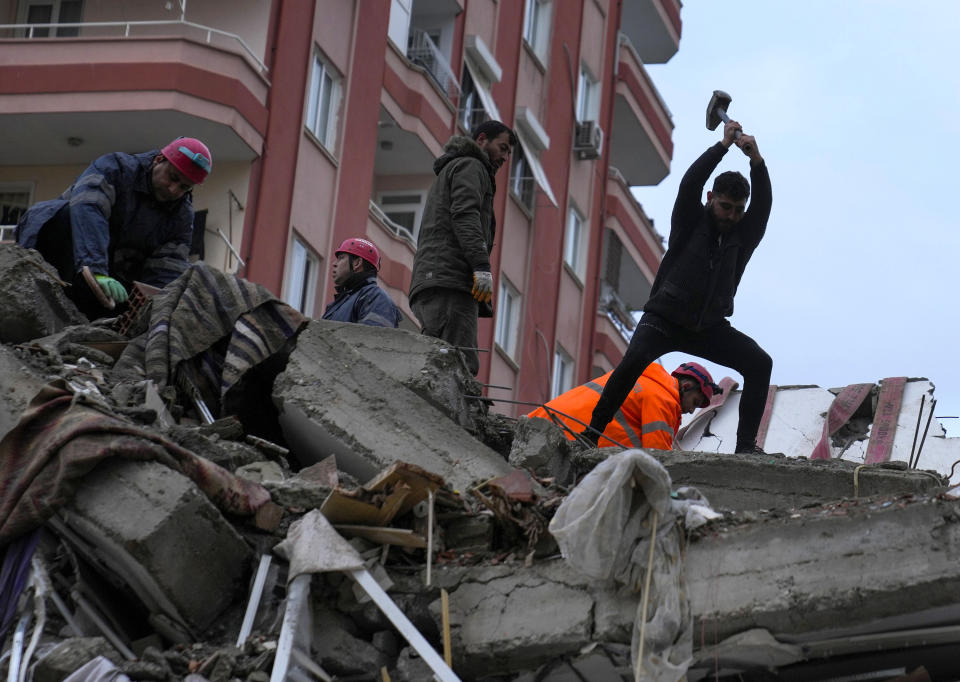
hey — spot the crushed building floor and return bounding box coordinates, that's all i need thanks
[1,244,960,681]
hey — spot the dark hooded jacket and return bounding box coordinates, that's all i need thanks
[16,150,194,286]
[409,136,496,311]
[321,273,401,328]
[643,142,772,330]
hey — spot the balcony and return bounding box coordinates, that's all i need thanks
[610,35,673,186]
[0,5,270,166]
[619,0,681,64]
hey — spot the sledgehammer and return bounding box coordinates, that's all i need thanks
[706,89,741,140]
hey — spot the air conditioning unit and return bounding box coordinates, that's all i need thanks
[573,120,603,160]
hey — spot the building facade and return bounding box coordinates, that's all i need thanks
[0,0,680,415]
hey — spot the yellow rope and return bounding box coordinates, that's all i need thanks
[634,510,659,681]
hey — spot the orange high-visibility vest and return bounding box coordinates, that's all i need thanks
[528,363,681,449]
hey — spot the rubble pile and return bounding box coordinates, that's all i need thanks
[1,244,959,681]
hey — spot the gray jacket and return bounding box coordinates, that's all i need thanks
[409,136,496,309]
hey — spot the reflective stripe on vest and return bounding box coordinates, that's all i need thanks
[585,381,643,447]
[641,420,674,438]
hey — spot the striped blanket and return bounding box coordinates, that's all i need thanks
[115,263,306,416]
[0,380,272,546]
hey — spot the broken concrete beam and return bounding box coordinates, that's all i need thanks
[273,323,512,492]
[62,459,252,635]
[508,416,574,481]
[420,494,960,677]
[310,320,483,429]
[657,450,945,511]
[0,244,87,344]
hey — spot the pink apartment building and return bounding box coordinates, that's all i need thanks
[0,0,680,416]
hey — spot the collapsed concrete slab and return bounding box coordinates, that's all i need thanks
[419,493,960,678]
[0,244,86,344]
[656,450,945,511]
[273,321,512,491]
[313,319,483,429]
[61,459,252,636]
[0,343,49,440]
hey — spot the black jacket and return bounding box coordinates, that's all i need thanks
[409,136,496,307]
[643,143,772,330]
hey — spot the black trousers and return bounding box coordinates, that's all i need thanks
[410,287,480,375]
[589,312,772,449]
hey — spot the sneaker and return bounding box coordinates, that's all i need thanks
[735,443,767,456]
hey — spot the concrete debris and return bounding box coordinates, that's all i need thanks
[3,242,960,680]
[0,244,87,344]
[62,459,252,635]
[274,319,514,491]
[680,379,960,484]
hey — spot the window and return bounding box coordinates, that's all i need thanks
[306,50,341,150]
[551,347,575,399]
[509,145,535,213]
[494,277,521,359]
[577,65,599,122]
[21,0,82,37]
[457,67,487,132]
[564,205,586,277]
[523,0,551,60]
[376,191,425,242]
[1,184,31,241]
[284,237,318,315]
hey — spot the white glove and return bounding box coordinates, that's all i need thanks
[471,270,493,304]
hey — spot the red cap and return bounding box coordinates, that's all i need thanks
[336,237,381,271]
[160,137,212,185]
[672,362,721,408]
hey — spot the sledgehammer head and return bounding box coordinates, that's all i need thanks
[706,90,733,131]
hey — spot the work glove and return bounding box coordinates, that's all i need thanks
[94,274,129,303]
[471,270,493,304]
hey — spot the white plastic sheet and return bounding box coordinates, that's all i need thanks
[550,450,718,681]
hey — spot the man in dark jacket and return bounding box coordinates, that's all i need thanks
[16,137,212,316]
[322,237,400,327]
[584,119,773,454]
[409,120,515,375]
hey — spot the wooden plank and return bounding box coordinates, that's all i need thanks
[365,462,446,516]
[865,377,907,464]
[320,491,382,525]
[334,525,427,549]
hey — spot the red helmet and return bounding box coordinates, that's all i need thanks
[160,137,212,185]
[672,362,722,408]
[336,237,381,271]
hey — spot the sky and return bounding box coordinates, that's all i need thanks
[630,1,960,434]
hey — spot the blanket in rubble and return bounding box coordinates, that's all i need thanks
[0,380,272,546]
[115,263,306,415]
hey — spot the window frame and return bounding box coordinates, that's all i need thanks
[551,346,575,399]
[564,204,586,279]
[494,276,521,359]
[576,63,599,122]
[305,49,342,152]
[284,236,319,315]
[18,0,83,37]
[523,0,551,60]
[509,145,536,214]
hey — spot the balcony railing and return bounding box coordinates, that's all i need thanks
[369,200,416,246]
[406,29,459,102]
[0,19,268,78]
[599,281,639,343]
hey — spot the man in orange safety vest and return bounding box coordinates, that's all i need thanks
[528,361,721,449]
